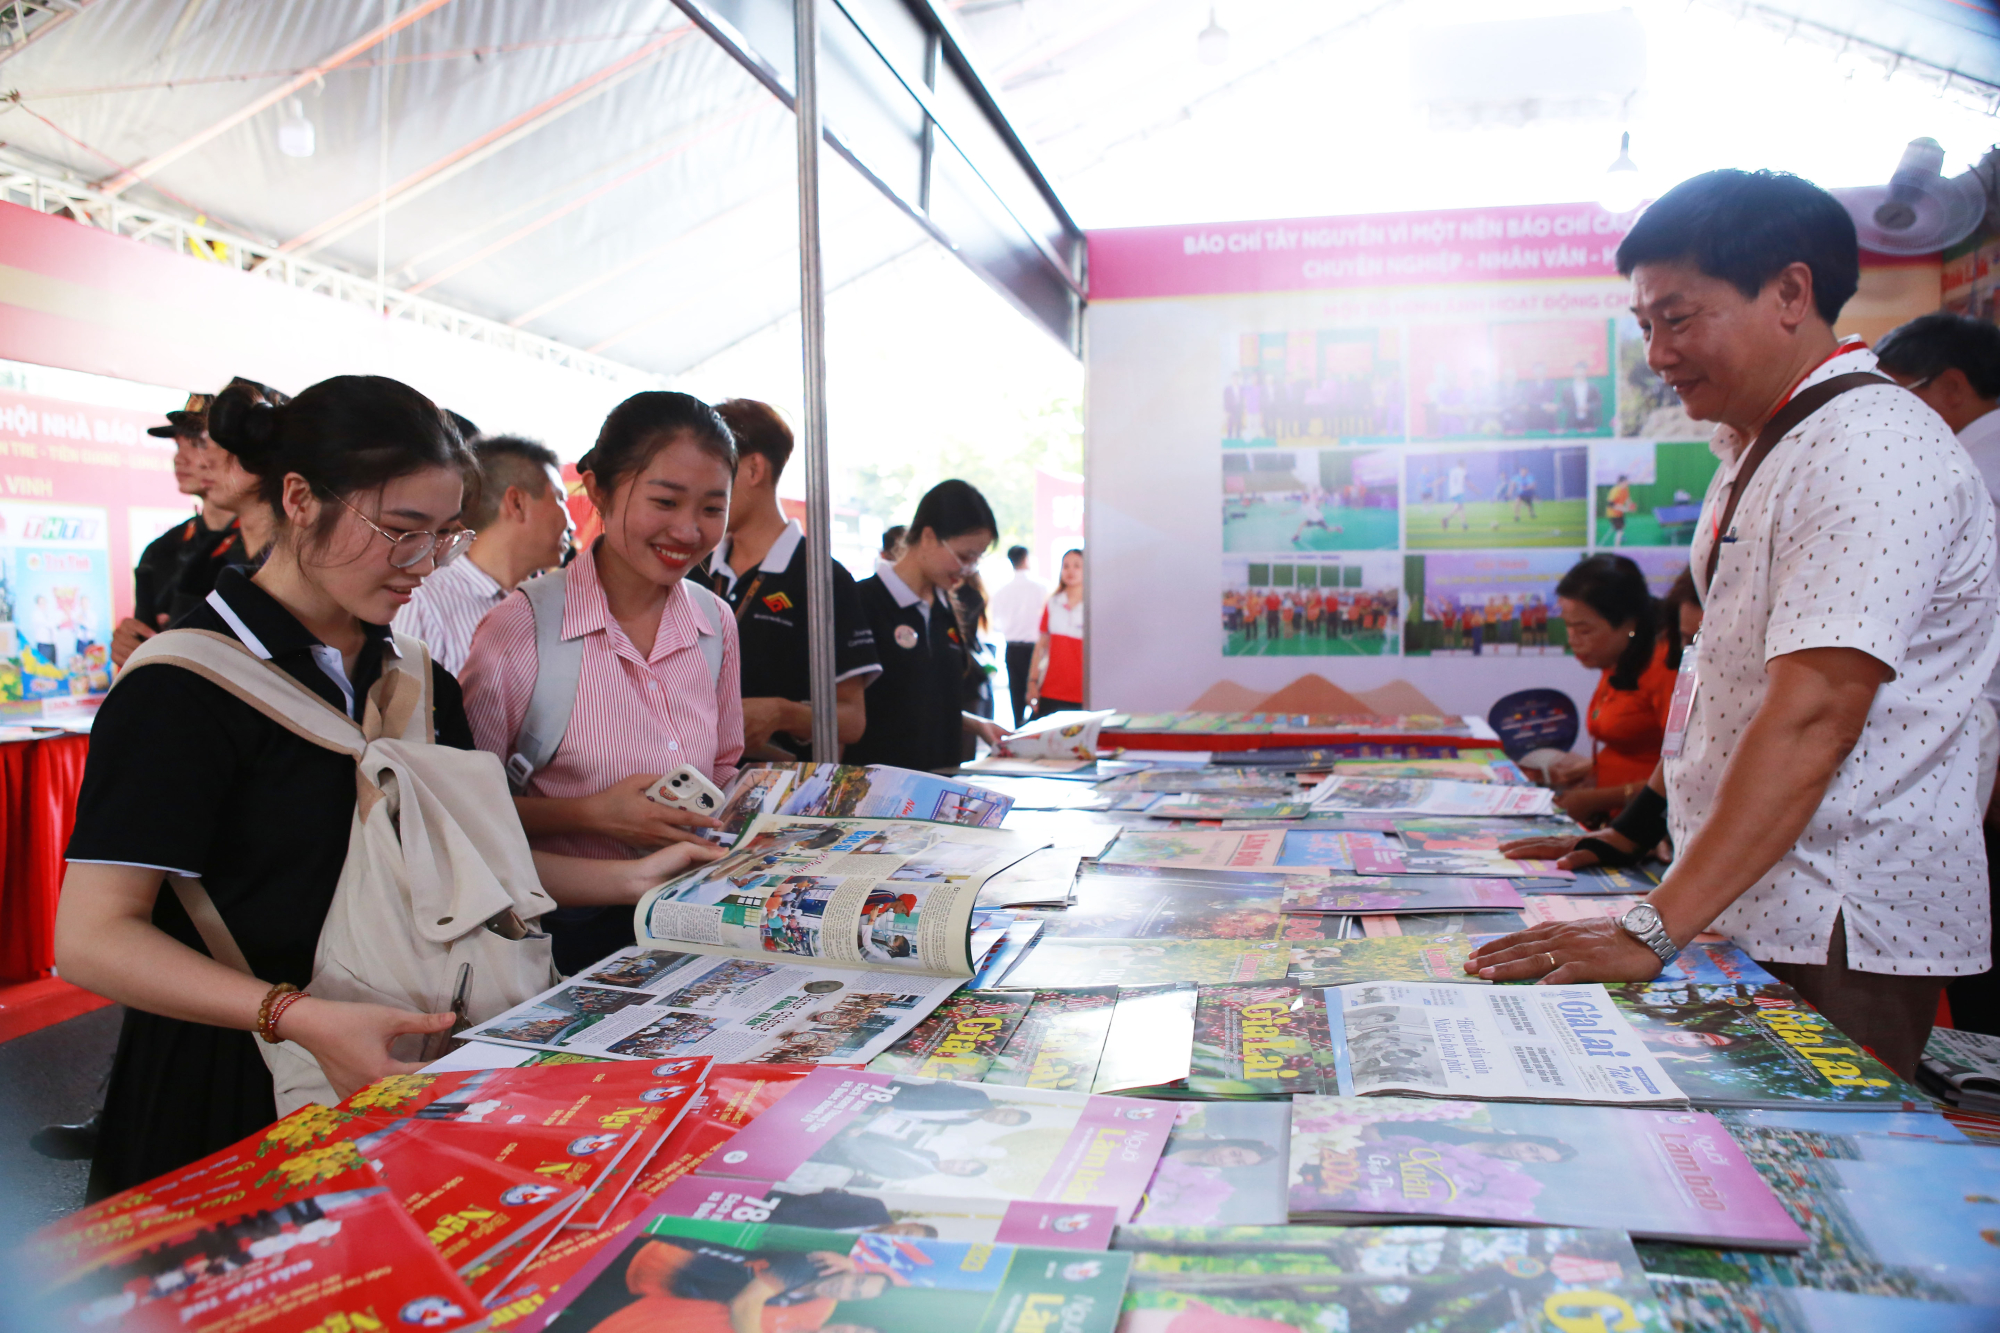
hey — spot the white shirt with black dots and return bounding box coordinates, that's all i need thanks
[1671,340,2000,976]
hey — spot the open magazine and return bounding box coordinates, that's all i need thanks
[459,946,967,1066]
[713,762,1013,840]
[634,813,1042,977]
[1322,980,1687,1105]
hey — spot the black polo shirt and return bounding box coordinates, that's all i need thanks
[70,566,474,985]
[72,566,475,1196]
[845,569,966,773]
[131,514,234,629]
[705,521,880,759]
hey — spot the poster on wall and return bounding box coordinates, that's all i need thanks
[0,501,114,715]
[0,379,192,717]
[1084,202,1721,722]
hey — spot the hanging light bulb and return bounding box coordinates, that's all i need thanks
[1597,131,1643,213]
[1197,7,1228,66]
[277,97,316,158]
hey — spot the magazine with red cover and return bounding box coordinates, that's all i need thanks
[476,1063,816,1330]
[33,1179,486,1333]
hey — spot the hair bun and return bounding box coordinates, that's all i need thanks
[206,384,281,463]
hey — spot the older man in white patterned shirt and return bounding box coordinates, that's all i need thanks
[1471,170,1997,1076]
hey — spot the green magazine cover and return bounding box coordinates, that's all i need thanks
[541,1213,1131,1333]
[1114,1224,1671,1333]
[1611,980,1929,1110]
[1185,981,1336,1097]
[986,987,1119,1092]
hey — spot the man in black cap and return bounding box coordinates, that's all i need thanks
[112,392,240,668]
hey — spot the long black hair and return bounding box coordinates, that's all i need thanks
[580,391,736,493]
[1556,553,1656,690]
[207,374,471,550]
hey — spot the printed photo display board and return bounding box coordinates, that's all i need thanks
[1085,202,1713,718]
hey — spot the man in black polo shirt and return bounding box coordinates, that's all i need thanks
[707,399,880,758]
[113,392,240,667]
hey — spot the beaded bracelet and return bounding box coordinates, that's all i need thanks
[257,982,303,1045]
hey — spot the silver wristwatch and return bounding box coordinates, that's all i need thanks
[1619,902,1679,966]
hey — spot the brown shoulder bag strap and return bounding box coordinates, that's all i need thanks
[1702,371,1891,595]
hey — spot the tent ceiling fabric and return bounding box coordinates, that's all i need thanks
[0,0,941,377]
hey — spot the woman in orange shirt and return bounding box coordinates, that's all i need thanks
[1554,554,1678,824]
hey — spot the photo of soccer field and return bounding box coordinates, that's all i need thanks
[1223,494,1399,552]
[1222,445,1400,552]
[1221,554,1400,657]
[1404,445,1588,549]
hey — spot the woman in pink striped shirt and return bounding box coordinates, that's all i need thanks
[462,393,746,972]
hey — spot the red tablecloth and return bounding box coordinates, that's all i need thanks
[0,733,89,983]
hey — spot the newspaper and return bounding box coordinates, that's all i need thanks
[1307,775,1556,817]
[1323,980,1687,1106]
[634,814,1042,976]
[459,947,966,1066]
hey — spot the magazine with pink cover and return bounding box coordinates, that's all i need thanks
[1287,1095,1808,1249]
[694,1068,1174,1221]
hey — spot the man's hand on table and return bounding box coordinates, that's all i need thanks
[1464,918,1664,985]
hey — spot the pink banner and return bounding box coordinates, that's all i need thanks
[1088,201,1641,300]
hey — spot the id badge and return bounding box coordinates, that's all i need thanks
[1659,632,1700,759]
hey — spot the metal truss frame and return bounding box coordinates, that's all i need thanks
[0,154,662,388]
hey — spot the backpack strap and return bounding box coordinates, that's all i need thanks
[502,573,727,793]
[681,579,728,686]
[119,629,364,758]
[506,569,584,793]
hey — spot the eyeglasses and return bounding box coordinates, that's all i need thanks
[332,491,475,570]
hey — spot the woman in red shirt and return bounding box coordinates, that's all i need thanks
[1553,554,1678,823]
[1026,547,1084,717]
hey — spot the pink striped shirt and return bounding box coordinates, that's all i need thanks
[461,548,743,861]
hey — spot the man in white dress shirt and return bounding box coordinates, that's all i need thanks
[394,435,571,675]
[1470,170,1997,1075]
[1876,311,2000,1036]
[990,545,1047,727]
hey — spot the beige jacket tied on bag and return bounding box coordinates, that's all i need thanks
[118,628,560,1113]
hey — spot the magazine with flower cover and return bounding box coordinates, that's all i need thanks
[1286,1096,1808,1249]
[534,1212,1133,1333]
[984,987,1120,1093]
[867,989,1035,1082]
[635,814,1043,978]
[1611,979,1931,1111]
[1114,1223,1673,1333]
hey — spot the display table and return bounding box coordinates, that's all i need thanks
[1100,711,1502,753]
[0,732,90,984]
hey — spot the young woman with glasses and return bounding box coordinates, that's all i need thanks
[54,376,718,1199]
[847,479,1009,772]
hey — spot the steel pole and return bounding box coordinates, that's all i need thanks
[794,0,838,762]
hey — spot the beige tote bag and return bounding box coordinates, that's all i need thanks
[120,628,560,1113]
